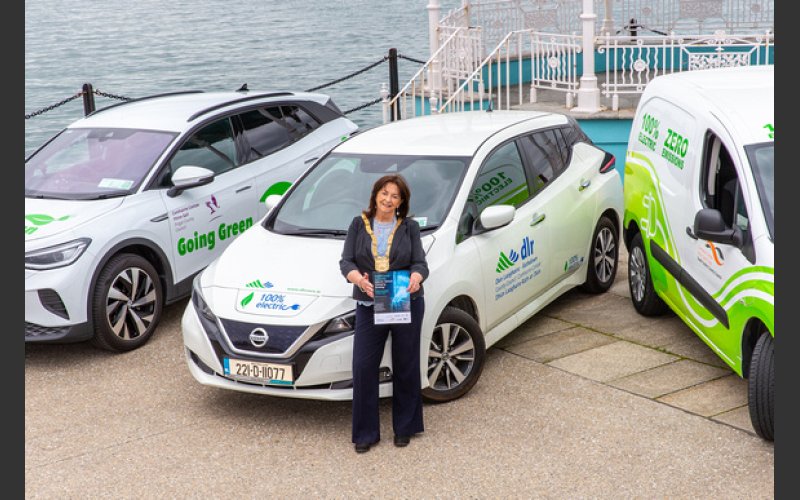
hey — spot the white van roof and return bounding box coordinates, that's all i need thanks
[644,66,774,146]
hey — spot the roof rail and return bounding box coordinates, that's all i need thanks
[87,90,206,117]
[187,92,295,122]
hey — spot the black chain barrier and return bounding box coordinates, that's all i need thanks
[27,53,426,119]
[25,92,83,120]
[305,56,389,92]
[397,53,426,65]
[343,97,383,115]
[93,89,132,101]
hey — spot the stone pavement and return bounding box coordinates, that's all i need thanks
[495,244,756,436]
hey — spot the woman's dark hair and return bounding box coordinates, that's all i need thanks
[364,174,411,220]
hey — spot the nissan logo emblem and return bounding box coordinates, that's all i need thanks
[249,328,269,348]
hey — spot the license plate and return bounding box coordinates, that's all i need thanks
[223,357,293,385]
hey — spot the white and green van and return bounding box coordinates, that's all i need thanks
[623,66,774,440]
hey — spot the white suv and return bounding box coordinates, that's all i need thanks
[183,110,624,402]
[25,90,358,351]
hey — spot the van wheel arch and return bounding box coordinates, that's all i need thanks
[741,318,770,379]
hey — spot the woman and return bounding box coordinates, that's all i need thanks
[339,174,429,454]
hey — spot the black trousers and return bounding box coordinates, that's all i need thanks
[351,297,425,444]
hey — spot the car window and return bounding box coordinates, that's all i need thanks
[700,131,750,232]
[745,142,774,240]
[25,127,177,199]
[518,130,566,193]
[457,141,530,243]
[239,106,293,162]
[170,118,238,177]
[280,105,321,139]
[270,153,468,234]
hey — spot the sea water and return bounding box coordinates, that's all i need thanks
[25,0,462,155]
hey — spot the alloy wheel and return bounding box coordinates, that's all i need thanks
[593,226,616,283]
[629,245,647,303]
[427,322,476,391]
[106,267,157,340]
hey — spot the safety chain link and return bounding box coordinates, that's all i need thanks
[24,92,83,120]
[93,89,132,101]
[343,97,382,115]
[397,53,426,65]
[27,53,423,119]
[305,56,389,93]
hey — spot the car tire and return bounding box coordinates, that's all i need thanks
[91,253,163,352]
[581,215,618,294]
[422,306,486,404]
[748,330,774,441]
[627,232,669,316]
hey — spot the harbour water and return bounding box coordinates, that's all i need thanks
[24,0,461,156]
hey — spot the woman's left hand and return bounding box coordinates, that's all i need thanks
[407,272,423,294]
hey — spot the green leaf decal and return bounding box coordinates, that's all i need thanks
[25,214,56,226]
[240,292,255,307]
[259,181,292,202]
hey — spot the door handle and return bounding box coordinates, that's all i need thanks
[304,157,319,164]
[578,179,591,191]
[530,213,546,226]
[235,185,252,193]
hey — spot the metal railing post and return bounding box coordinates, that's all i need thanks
[380,83,391,124]
[82,83,96,115]
[388,48,401,120]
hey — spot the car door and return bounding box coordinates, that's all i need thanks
[517,128,596,287]
[239,104,338,219]
[675,129,756,362]
[160,116,257,284]
[465,139,550,331]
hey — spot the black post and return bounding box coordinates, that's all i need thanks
[388,48,400,121]
[629,18,638,38]
[82,83,96,116]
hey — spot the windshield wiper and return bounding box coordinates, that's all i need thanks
[283,229,347,237]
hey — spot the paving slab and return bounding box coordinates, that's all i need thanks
[713,405,756,435]
[658,374,749,417]
[544,291,657,337]
[660,332,731,368]
[609,359,731,399]
[493,315,573,348]
[503,326,617,363]
[611,313,693,349]
[548,341,678,382]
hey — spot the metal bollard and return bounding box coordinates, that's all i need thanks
[82,83,96,115]
[380,83,390,125]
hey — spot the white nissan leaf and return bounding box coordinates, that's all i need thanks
[183,110,623,402]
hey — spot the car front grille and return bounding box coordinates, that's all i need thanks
[38,289,69,320]
[218,319,308,355]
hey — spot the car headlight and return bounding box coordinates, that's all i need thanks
[192,273,221,337]
[25,238,91,270]
[322,310,356,335]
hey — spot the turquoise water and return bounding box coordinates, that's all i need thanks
[25,0,461,155]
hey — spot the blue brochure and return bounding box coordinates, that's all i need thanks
[373,270,411,324]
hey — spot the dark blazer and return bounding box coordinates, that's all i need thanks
[339,215,430,301]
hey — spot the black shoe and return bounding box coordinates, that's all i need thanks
[354,442,372,453]
[393,435,410,447]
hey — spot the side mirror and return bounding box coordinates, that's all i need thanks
[475,205,515,234]
[264,194,282,212]
[167,166,215,198]
[693,208,743,248]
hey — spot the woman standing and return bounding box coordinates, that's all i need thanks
[339,174,429,454]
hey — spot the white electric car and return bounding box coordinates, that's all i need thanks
[25,90,358,351]
[183,110,623,402]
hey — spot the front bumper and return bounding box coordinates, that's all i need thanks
[25,261,95,343]
[181,303,393,401]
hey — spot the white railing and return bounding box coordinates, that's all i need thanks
[387,27,484,120]
[599,29,774,110]
[439,30,583,113]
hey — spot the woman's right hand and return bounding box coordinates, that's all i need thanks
[358,272,374,298]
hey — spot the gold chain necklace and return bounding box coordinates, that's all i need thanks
[361,213,402,272]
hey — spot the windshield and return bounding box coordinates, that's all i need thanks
[745,142,774,241]
[268,153,470,235]
[25,127,177,200]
